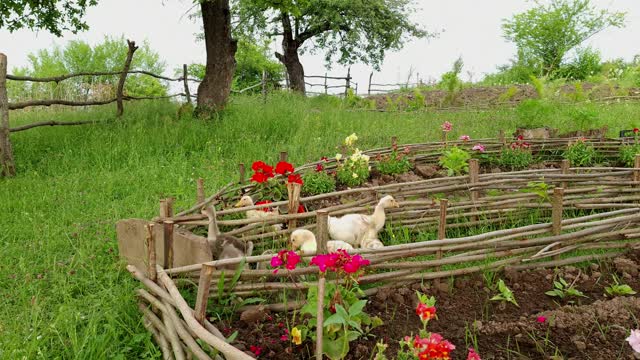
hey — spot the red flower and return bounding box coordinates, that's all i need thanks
[634,128,639,134]
[275,161,295,175]
[517,135,524,140]
[255,200,273,212]
[287,174,303,185]
[249,345,262,356]
[297,204,306,213]
[252,161,273,173]
[251,172,269,183]
[343,254,370,273]
[413,333,455,360]
[467,348,481,360]
[270,250,301,273]
[416,303,436,322]
[316,163,324,172]
[321,156,329,162]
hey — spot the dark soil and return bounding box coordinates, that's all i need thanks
[217,250,640,359]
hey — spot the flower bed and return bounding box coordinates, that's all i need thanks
[120,129,640,360]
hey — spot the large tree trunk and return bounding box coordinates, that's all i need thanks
[276,14,306,94]
[196,0,237,115]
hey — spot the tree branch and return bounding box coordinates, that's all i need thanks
[10,119,102,132]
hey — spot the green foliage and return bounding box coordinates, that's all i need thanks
[0,0,97,36]
[557,47,602,80]
[499,147,534,171]
[567,105,599,128]
[502,0,625,76]
[336,134,371,187]
[529,75,546,98]
[407,88,426,110]
[498,86,518,102]
[233,0,429,70]
[490,279,519,307]
[343,88,361,108]
[384,96,398,111]
[564,139,600,166]
[604,275,636,297]
[302,171,337,195]
[376,148,413,175]
[439,57,464,106]
[438,146,470,176]
[515,99,554,128]
[545,277,586,299]
[10,36,167,102]
[619,142,640,167]
[519,181,551,202]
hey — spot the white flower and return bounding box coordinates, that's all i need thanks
[627,329,640,353]
[335,153,342,161]
[352,173,359,178]
[345,133,358,146]
[362,154,370,162]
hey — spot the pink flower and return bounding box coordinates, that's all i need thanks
[472,144,485,152]
[270,256,283,268]
[441,121,453,132]
[459,135,471,141]
[280,334,288,341]
[467,348,481,360]
[403,146,411,154]
[634,128,639,134]
[536,316,547,323]
[626,329,640,353]
[343,254,370,273]
[270,250,301,274]
[249,345,262,356]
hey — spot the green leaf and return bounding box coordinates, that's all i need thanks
[323,313,346,327]
[335,304,350,320]
[348,300,367,317]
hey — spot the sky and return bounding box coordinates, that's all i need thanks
[0,0,639,94]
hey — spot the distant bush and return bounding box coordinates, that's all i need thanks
[515,99,554,128]
[564,139,601,167]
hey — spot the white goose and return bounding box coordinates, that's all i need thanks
[328,195,399,247]
[234,195,283,231]
[290,229,354,255]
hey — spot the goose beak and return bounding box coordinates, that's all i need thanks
[393,200,400,208]
[234,199,244,208]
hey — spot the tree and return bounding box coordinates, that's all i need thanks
[234,0,428,93]
[0,0,97,36]
[502,0,625,76]
[1,0,239,113]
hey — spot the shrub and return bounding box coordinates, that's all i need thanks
[302,171,336,195]
[499,137,534,170]
[564,138,600,167]
[439,146,470,176]
[619,143,640,167]
[376,146,413,175]
[335,133,371,187]
[515,99,553,128]
[407,88,425,110]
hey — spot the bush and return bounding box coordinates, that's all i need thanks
[302,171,336,195]
[564,139,601,167]
[619,144,640,167]
[377,146,413,175]
[515,99,554,128]
[499,148,534,171]
[438,146,470,176]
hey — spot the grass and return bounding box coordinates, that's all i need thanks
[2,93,640,358]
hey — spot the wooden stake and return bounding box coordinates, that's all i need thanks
[145,223,157,281]
[634,155,640,183]
[164,220,175,269]
[315,275,326,359]
[561,159,570,189]
[316,210,329,254]
[437,199,448,242]
[368,72,373,95]
[0,53,16,177]
[324,72,328,95]
[239,163,246,184]
[287,183,302,230]
[116,40,138,117]
[182,64,191,105]
[345,67,351,96]
[499,130,506,147]
[391,136,398,149]
[280,151,288,163]
[441,131,447,146]
[552,187,564,261]
[261,70,267,104]
[194,264,215,325]
[196,178,205,204]
[469,159,480,221]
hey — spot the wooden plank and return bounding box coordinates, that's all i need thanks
[194,264,215,325]
[316,210,329,254]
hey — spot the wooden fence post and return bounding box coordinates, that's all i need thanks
[499,130,506,147]
[324,72,328,95]
[0,53,16,177]
[160,198,175,268]
[196,178,205,204]
[261,70,267,104]
[469,159,479,221]
[634,155,640,183]
[316,210,329,254]
[287,183,302,230]
[368,72,373,95]
[239,163,246,184]
[552,187,564,261]
[435,199,448,281]
[391,136,398,149]
[182,64,191,105]
[194,264,215,325]
[344,67,351,96]
[279,151,288,163]
[145,223,157,281]
[116,40,138,117]
[315,274,326,360]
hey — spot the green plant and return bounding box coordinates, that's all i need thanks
[439,57,464,106]
[302,170,337,195]
[490,279,519,307]
[545,276,587,299]
[605,275,637,296]
[619,143,640,167]
[343,88,361,108]
[563,138,600,166]
[520,181,551,202]
[498,85,518,102]
[499,139,534,170]
[335,133,371,187]
[438,146,470,176]
[385,96,397,111]
[376,146,412,175]
[407,88,426,110]
[515,99,553,128]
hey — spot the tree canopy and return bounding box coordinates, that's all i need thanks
[502,0,625,76]
[0,0,97,36]
[233,0,429,92]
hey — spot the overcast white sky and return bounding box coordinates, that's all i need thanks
[0,0,638,93]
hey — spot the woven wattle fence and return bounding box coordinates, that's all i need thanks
[120,136,640,359]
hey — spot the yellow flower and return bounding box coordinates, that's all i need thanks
[291,327,302,345]
[344,133,358,146]
[352,173,358,178]
[335,153,342,161]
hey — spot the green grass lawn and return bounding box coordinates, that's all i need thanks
[1,93,639,359]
